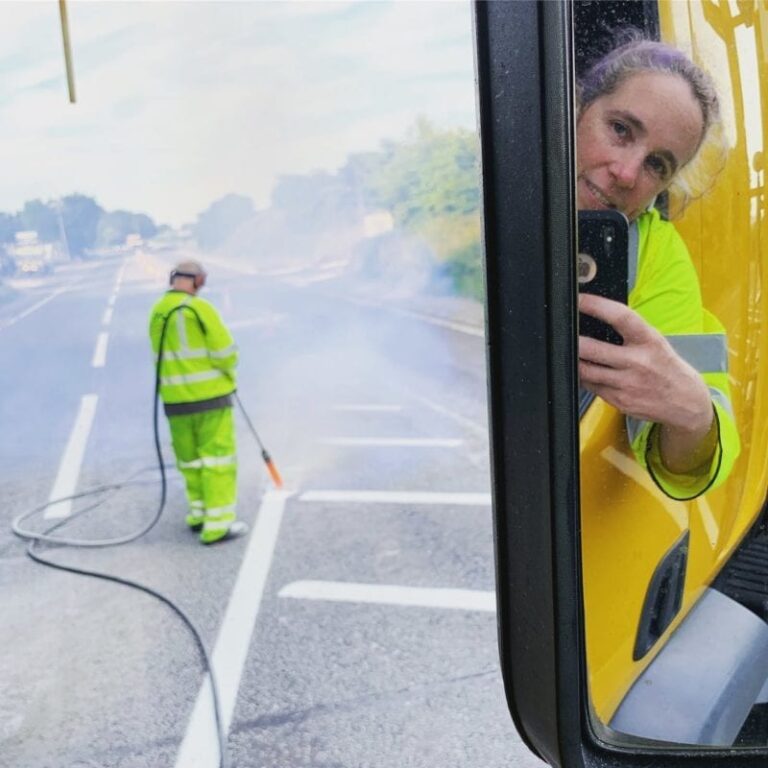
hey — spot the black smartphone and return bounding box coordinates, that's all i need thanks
[577,209,629,345]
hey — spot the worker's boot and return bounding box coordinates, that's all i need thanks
[185,512,204,532]
[200,520,248,545]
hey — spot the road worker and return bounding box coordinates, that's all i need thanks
[148,260,247,543]
[576,36,740,500]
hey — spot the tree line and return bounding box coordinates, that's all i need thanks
[3,120,483,298]
[194,119,483,299]
[0,195,158,258]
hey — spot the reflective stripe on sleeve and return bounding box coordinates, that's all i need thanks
[176,301,191,349]
[163,347,208,361]
[628,220,639,293]
[710,386,734,418]
[209,344,237,359]
[626,415,647,445]
[161,343,237,362]
[666,334,728,374]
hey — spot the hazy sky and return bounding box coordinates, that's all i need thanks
[0,1,476,227]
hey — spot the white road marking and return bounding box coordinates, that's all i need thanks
[102,306,113,326]
[390,305,484,337]
[174,490,292,768]
[0,288,69,333]
[410,393,488,438]
[318,437,463,447]
[343,295,484,337]
[332,404,402,412]
[91,332,109,368]
[279,580,496,612]
[299,490,491,506]
[107,294,117,307]
[45,394,99,519]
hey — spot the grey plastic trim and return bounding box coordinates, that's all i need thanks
[610,588,768,746]
[628,219,639,294]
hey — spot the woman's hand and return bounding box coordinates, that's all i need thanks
[578,293,716,474]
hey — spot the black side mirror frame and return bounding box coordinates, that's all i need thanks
[475,0,579,765]
[476,2,768,766]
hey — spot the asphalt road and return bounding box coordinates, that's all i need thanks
[0,253,543,768]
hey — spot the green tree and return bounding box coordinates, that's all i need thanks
[361,119,483,298]
[367,118,480,230]
[0,212,17,243]
[61,195,105,256]
[18,200,58,241]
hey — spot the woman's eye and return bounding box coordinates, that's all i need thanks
[646,155,670,179]
[611,120,628,138]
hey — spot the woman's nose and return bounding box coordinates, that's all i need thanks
[609,153,642,188]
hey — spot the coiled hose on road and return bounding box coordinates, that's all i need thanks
[11,304,230,768]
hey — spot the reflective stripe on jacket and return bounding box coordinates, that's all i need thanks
[625,208,740,500]
[149,291,238,404]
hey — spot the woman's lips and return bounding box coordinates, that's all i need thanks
[581,177,615,209]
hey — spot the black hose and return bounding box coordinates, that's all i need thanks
[11,304,230,768]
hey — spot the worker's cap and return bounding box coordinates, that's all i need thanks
[171,260,206,280]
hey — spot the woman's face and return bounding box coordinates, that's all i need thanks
[576,71,705,221]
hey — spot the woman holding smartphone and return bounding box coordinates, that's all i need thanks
[576,37,739,499]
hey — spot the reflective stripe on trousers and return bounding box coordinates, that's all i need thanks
[168,406,237,525]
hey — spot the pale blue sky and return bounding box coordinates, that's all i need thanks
[0,1,476,226]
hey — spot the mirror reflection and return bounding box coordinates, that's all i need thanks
[576,0,768,749]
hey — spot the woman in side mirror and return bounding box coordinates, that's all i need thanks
[576,36,739,500]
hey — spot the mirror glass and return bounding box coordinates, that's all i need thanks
[576,0,768,749]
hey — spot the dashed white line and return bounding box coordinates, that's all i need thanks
[342,295,484,337]
[390,305,484,337]
[102,306,114,326]
[279,581,496,612]
[332,404,403,412]
[410,393,488,437]
[91,332,109,368]
[45,394,99,519]
[107,294,117,307]
[318,437,463,447]
[174,490,292,768]
[0,288,69,333]
[299,490,491,505]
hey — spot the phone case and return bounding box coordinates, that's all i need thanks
[577,209,629,345]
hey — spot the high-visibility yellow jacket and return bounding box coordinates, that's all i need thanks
[148,291,238,405]
[627,208,740,500]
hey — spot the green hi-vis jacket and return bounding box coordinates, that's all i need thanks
[148,291,238,405]
[626,208,740,501]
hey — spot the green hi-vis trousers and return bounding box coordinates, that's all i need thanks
[168,406,237,544]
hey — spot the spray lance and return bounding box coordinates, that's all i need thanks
[234,392,283,488]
